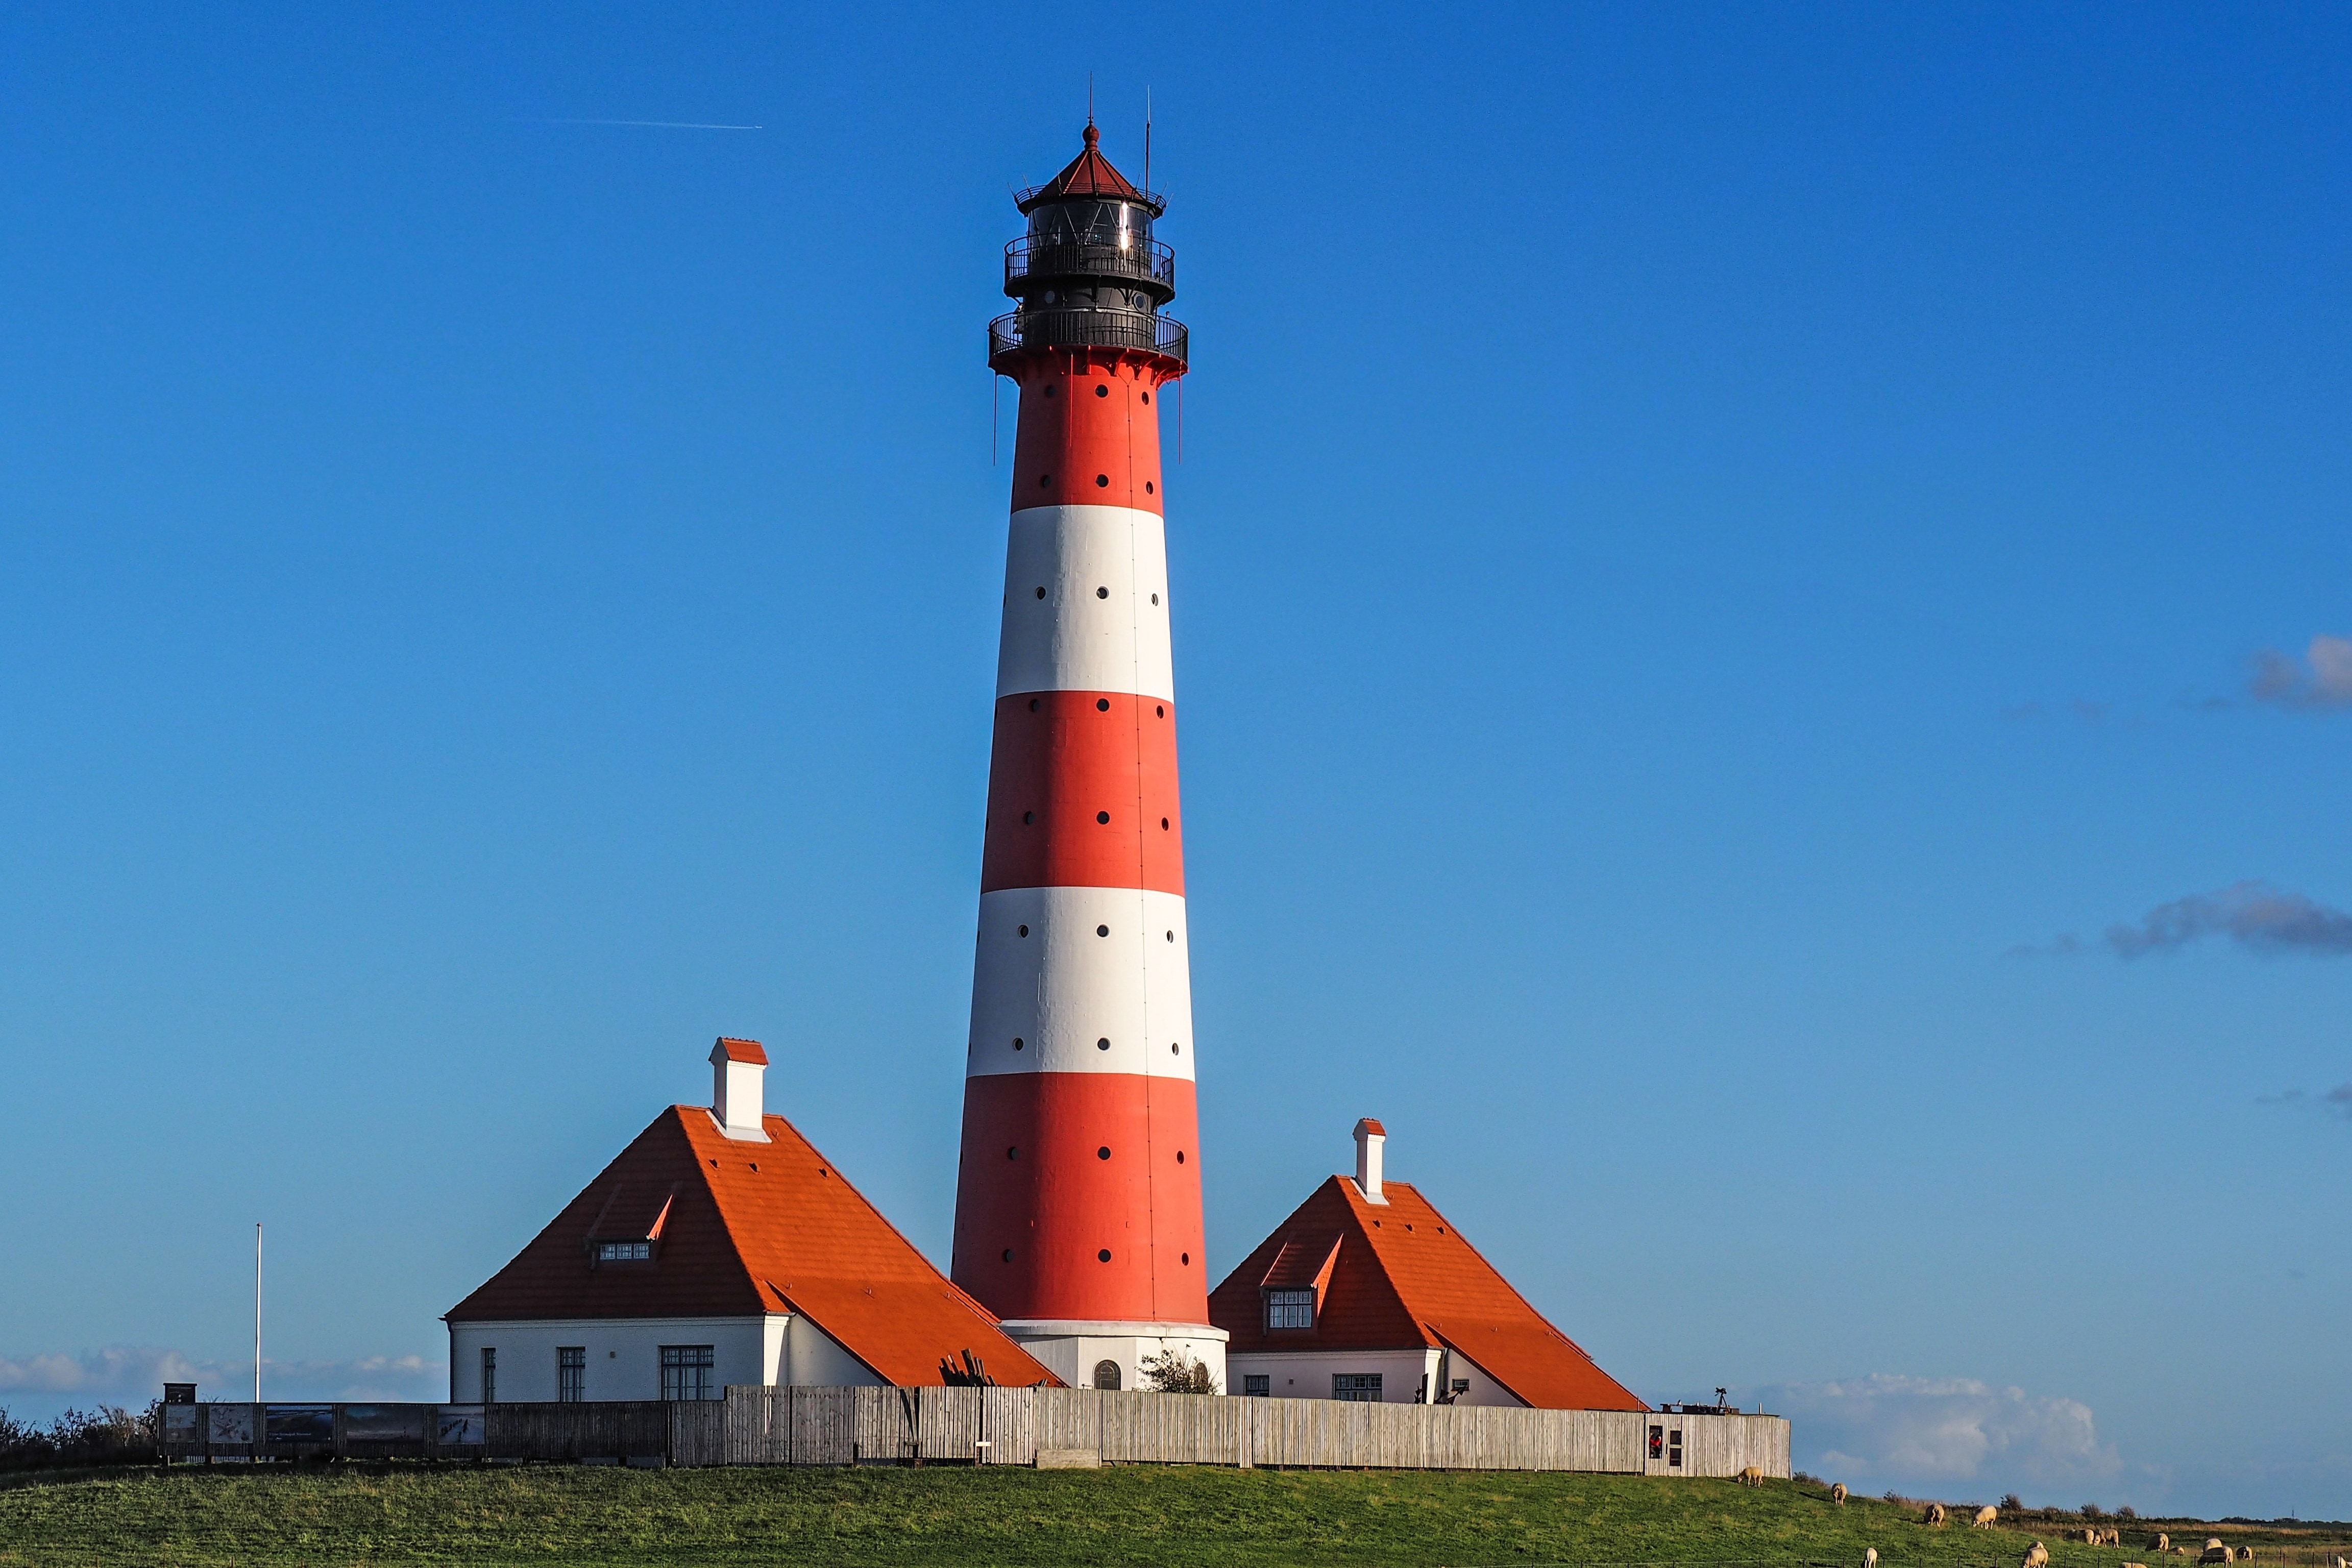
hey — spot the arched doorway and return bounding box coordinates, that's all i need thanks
[1092,1359,1121,1390]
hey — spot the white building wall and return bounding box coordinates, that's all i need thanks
[1224,1346,1531,1407]
[998,1320,1228,1393]
[448,1314,882,1401]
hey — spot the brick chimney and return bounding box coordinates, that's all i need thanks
[710,1037,769,1141]
[1353,1117,1387,1204]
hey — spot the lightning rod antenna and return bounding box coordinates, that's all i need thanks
[1144,87,1152,197]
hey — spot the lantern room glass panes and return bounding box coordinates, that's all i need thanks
[1028,200,1152,249]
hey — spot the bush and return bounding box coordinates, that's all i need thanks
[1138,1350,1219,1394]
[1794,1471,1822,1486]
[2118,1507,2138,1520]
[2003,1494,2024,1513]
[2086,1504,2105,1519]
[0,1403,157,1471]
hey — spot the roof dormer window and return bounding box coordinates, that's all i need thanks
[596,1241,651,1263]
[1265,1287,1315,1331]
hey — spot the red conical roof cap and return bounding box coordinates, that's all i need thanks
[1017,122,1155,213]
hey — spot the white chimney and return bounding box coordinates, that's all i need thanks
[1353,1117,1387,1204]
[710,1037,770,1141]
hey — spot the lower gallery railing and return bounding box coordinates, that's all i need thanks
[159,1391,1791,1478]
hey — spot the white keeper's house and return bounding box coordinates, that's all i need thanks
[445,1039,1060,1402]
[1210,1120,1646,1411]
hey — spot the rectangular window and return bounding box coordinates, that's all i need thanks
[481,1346,497,1405]
[557,1346,585,1403]
[596,1240,652,1262]
[659,1344,716,1402]
[1265,1288,1315,1330]
[1669,1427,1684,1467]
[1648,1422,1663,1458]
[1242,1375,1270,1398]
[1332,1373,1383,1403]
[1451,1379,1470,1395]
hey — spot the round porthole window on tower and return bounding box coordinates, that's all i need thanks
[1096,1037,1110,1050]
[1095,383,1109,398]
[1096,1250,1112,1264]
[1096,585,1109,599]
[1095,474,1109,487]
[1096,924,1109,937]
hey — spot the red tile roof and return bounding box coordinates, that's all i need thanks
[712,1037,768,1065]
[448,1106,1060,1389]
[1209,1175,1645,1412]
[1356,1117,1387,1136]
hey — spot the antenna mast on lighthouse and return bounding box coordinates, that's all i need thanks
[957,124,1222,1392]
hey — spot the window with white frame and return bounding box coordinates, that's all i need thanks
[659,1344,716,1401]
[1332,1373,1382,1403]
[557,1346,585,1403]
[1264,1288,1314,1330]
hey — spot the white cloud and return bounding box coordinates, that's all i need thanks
[0,1346,445,1413]
[1757,1374,2121,1496]
[2251,634,2352,710]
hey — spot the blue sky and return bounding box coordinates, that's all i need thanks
[3,1,2347,1517]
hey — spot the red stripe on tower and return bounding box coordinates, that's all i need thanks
[950,122,1226,1392]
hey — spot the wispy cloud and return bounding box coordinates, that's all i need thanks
[1757,1374,2121,1493]
[2018,882,2352,960]
[2105,882,2352,958]
[2250,634,2352,711]
[2260,1084,2352,1122]
[0,1346,445,1412]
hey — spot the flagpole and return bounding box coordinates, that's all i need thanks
[254,1222,262,1403]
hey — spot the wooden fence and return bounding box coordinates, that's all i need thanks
[161,1392,1790,1479]
[715,1387,1787,1477]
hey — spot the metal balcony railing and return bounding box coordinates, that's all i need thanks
[988,308,1188,369]
[1004,235,1175,295]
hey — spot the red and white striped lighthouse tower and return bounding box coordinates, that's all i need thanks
[950,122,1226,1392]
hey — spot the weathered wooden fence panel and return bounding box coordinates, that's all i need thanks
[486,1402,670,1462]
[159,1393,1787,1478]
[669,1400,725,1467]
[918,1387,985,1461]
[979,1383,1035,1465]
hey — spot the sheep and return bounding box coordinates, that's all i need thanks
[1974,1506,2001,1529]
[1736,1466,1766,1487]
[2077,1529,2104,1545]
[2154,1537,2170,1554]
[1832,1483,1849,1505]
[2109,1531,2124,1548]
[2199,1546,2230,1564]
[1867,1550,1880,1568]
[2025,1541,2051,1568]
[1924,1503,1949,1526]
[2237,1549,2253,1562]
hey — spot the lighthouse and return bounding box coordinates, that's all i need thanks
[949,122,1227,1393]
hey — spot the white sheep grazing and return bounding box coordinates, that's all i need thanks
[1866,1550,1879,1568]
[2024,1542,2051,1568]
[1974,1506,2001,1530]
[1832,1483,1849,1506]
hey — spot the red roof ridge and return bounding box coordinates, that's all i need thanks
[712,1037,768,1065]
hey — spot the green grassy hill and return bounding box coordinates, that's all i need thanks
[1,1465,2342,1568]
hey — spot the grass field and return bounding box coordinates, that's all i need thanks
[1,1465,2344,1568]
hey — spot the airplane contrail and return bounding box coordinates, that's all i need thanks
[529,117,764,131]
